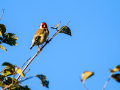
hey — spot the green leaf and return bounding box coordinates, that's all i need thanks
[81,71,94,83]
[3,77,19,89]
[2,62,16,76]
[2,67,13,76]
[111,74,120,83]
[0,37,2,40]
[55,21,61,29]
[18,85,31,90]
[36,74,49,88]
[109,65,120,73]
[0,75,5,81]
[2,62,15,69]
[59,26,72,36]
[0,81,3,87]
[0,81,6,87]
[15,67,25,78]
[0,24,6,36]
[2,33,18,46]
[0,45,7,52]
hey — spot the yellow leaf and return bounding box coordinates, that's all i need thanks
[2,64,15,76]
[0,45,7,52]
[0,24,6,36]
[55,21,61,29]
[109,65,120,73]
[15,68,24,78]
[82,71,94,83]
[111,74,120,83]
[0,32,2,36]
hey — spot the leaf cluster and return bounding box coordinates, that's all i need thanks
[36,74,49,88]
[109,65,120,82]
[0,62,27,90]
[0,21,71,89]
[0,62,49,89]
[0,24,18,52]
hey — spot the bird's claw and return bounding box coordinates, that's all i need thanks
[38,47,41,51]
[46,39,49,43]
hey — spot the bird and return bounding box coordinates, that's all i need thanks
[29,22,49,52]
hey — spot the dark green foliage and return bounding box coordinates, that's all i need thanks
[112,74,120,82]
[2,62,16,77]
[0,24,6,36]
[2,33,18,46]
[0,24,18,52]
[36,74,49,88]
[60,26,72,36]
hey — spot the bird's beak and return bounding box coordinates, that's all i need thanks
[43,25,46,28]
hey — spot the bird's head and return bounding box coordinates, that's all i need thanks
[40,22,47,29]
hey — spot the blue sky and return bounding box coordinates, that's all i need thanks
[0,0,120,90]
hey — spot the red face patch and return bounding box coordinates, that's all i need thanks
[42,23,47,28]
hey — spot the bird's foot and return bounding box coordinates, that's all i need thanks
[46,39,49,43]
[38,47,41,51]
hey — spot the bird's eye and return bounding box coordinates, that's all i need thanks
[44,29,46,31]
[42,25,47,28]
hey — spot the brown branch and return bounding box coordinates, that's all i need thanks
[2,84,12,90]
[102,74,112,90]
[79,77,88,90]
[20,57,31,69]
[19,75,36,83]
[0,9,5,20]
[16,21,70,80]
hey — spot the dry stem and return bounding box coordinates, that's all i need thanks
[79,77,88,90]
[0,9,4,20]
[102,74,112,90]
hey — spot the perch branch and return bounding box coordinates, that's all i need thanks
[16,21,70,80]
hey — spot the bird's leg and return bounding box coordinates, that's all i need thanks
[46,36,49,43]
[38,45,40,51]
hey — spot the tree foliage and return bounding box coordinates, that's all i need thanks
[0,21,71,90]
[0,24,18,52]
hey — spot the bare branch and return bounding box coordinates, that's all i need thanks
[79,77,88,90]
[20,57,31,69]
[0,9,5,20]
[102,74,112,90]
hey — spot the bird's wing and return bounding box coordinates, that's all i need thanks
[33,36,41,45]
[29,36,41,52]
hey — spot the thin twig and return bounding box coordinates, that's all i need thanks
[16,21,70,81]
[102,74,112,90]
[2,84,13,90]
[19,69,30,81]
[79,77,88,90]
[0,9,4,20]
[13,58,30,78]
[19,75,36,83]
[20,57,31,69]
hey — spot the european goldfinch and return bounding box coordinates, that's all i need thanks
[29,22,49,52]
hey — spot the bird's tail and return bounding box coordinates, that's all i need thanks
[29,44,34,52]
